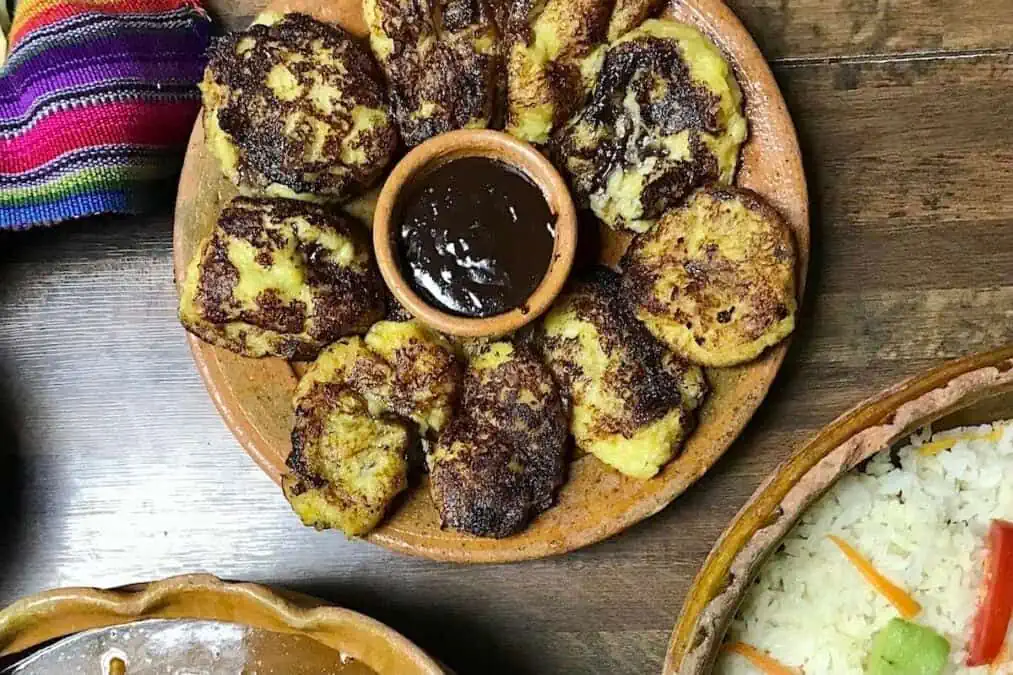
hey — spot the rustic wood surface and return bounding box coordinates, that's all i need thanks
[1,2,1012,673]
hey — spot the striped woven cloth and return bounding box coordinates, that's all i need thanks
[0,0,212,230]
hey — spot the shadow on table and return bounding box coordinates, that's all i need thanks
[285,580,529,675]
[0,377,29,590]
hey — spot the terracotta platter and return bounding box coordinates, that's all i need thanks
[665,345,1013,674]
[172,0,810,562]
[0,575,444,674]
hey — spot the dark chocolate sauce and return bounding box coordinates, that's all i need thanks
[396,156,557,318]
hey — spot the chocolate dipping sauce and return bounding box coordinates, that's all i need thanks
[396,156,557,318]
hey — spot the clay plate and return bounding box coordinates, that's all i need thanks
[172,0,810,562]
[0,574,444,674]
[664,344,1013,674]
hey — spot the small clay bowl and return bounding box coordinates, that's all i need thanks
[373,129,577,337]
[0,574,446,674]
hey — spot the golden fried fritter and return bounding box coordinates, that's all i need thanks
[284,338,410,536]
[501,0,666,145]
[201,12,398,202]
[553,19,747,233]
[621,187,797,367]
[282,321,461,536]
[364,0,499,146]
[428,342,568,538]
[178,197,385,360]
[364,320,462,435]
[540,268,707,479]
[503,0,612,145]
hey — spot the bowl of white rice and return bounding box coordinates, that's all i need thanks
[666,346,1013,675]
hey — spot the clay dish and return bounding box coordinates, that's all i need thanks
[665,344,1013,674]
[173,0,810,562]
[0,574,445,674]
[373,129,577,337]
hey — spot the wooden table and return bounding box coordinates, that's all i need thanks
[2,2,1012,673]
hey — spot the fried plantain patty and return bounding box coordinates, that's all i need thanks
[501,0,666,145]
[201,12,398,202]
[539,268,707,479]
[553,19,747,233]
[283,322,461,536]
[364,320,462,435]
[621,187,797,367]
[503,0,612,145]
[364,0,499,146]
[428,341,568,538]
[179,197,385,360]
[284,339,411,536]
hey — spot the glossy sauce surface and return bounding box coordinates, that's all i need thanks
[396,157,557,318]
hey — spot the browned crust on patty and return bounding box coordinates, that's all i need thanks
[181,197,386,360]
[205,13,397,200]
[367,0,500,146]
[504,0,614,141]
[383,333,463,432]
[429,342,569,538]
[282,341,413,535]
[552,34,723,223]
[619,186,797,366]
[607,0,665,40]
[287,375,412,494]
[539,267,706,438]
[384,294,415,322]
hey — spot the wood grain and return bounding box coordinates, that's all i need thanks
[206,1,1013,61]
[729,0,1013,61]
[2,3,1013,674]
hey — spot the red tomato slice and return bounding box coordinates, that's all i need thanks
[968,519,1013,667]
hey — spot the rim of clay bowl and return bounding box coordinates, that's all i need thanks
[665,344,1013,674]
[0,574,445,675]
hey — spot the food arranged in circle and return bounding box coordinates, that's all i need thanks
[178,0,802,541]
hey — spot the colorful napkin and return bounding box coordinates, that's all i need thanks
[0,0,212,230]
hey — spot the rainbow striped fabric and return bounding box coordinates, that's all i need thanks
[0,0,212,229]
